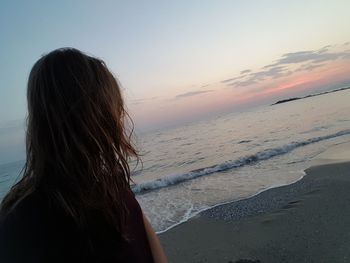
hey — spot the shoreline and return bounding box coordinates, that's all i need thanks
[160,161,350,262]
[157,141,350,234]
[156,171,306,234]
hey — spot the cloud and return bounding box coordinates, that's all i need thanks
[175,90,214,99]
[266,48,349,67]
[221,75,246,83]
[295,63,325,72]
[342,51,350,59]
[318,45,332,53]
[240,69,251,74]
[250,66,290,80]
[227,66,292,87]
[131,96,158,105]
[262,63,276,69]
[221,44,350,88]
[228,79,258,87]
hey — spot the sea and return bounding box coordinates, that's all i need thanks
[1,88,350,233]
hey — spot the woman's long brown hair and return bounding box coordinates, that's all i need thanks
[0,48,138,235]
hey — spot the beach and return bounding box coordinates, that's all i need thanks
[160,144,350,262]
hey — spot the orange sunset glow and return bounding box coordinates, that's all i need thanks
[131,45,350,130]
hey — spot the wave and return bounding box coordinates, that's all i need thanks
[238,140,252,144]
[132,129,350,194]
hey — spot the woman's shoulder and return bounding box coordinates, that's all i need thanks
[0,190,45,224]
[0,190,52,262]
[0,190,51,244]
[0,189,83,262]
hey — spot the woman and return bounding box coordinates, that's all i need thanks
[0,48,168,263]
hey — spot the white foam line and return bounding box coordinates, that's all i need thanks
[156,171,307,234]
[135,129,350,195]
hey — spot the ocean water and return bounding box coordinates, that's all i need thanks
[1,89,350,233]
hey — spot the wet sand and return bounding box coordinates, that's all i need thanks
[160,161,350,263]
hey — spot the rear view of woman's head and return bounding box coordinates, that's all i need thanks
[27,47,137,185]
[2,48,137,233]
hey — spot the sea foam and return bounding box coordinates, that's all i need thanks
[132,129,350,194]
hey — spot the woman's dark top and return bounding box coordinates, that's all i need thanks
[0,188,154,263]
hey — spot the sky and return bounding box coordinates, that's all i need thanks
[0,0,350,131]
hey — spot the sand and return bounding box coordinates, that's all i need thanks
[160,161,350,263]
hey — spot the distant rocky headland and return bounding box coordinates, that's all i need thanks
[271,86,350,106]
